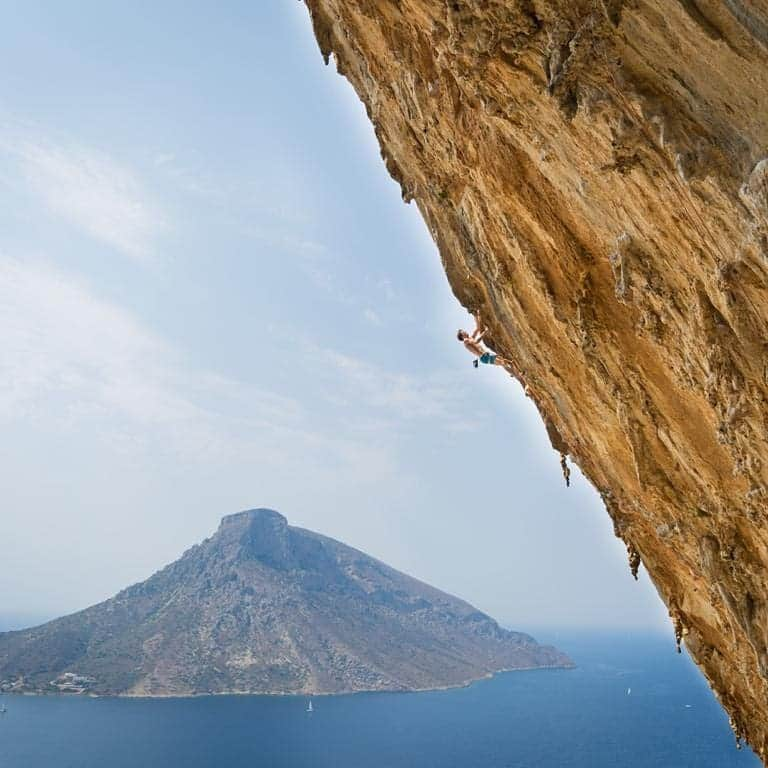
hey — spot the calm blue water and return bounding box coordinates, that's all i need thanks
[0,632,760,767]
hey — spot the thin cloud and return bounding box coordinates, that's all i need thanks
[363,308,383,326]
[18,140,163,261]
[378,278,397,302]
[245,223,358,305]
[0,256,203,434]
[309,345,480,431]
[0,257,406,483]
[0,258,295,457]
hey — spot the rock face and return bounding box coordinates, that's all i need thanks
[301,0,768,759]
[0,509,570,696]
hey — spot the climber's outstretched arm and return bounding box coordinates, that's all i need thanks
[471,311,488,341]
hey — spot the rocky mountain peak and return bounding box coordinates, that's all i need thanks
[216,508,291,567]
[0,509,571,696]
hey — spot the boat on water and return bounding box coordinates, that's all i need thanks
[306,699,313,713]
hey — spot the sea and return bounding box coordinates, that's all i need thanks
[0,631,760,767]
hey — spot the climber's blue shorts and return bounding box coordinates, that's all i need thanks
[480,352,496,365]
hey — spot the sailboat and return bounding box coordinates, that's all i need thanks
[306,699,313,713]
[626,687,631,696]
[0,699,7,714]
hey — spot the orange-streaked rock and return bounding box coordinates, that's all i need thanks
[302,0,768,759]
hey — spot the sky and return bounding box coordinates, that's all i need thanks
[0,1,670,633]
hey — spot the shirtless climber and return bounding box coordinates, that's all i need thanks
[456,311,511,368]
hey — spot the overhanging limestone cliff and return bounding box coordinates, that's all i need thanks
[301,0,768,759]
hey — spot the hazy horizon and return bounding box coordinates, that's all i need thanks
[0,2,669,633]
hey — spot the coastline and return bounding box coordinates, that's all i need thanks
[4,661,575,700]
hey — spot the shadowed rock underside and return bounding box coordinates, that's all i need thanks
[302,0,768,759]
[0,509,570,696]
